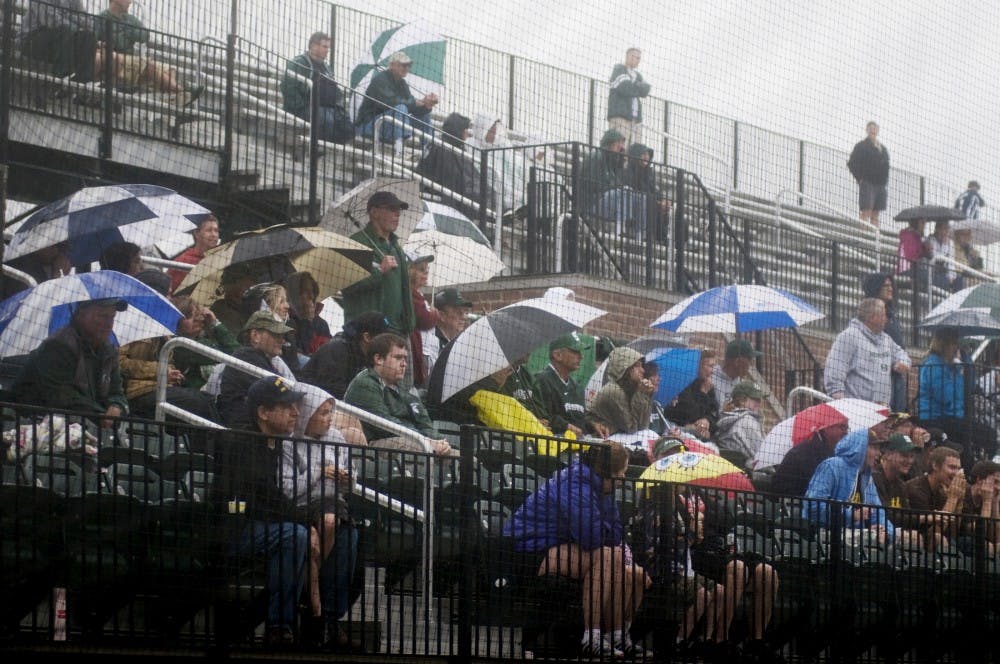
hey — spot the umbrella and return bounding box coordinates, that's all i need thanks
[349,20,446,99]
[584,347,700,408]
[651,284,824,334]
[320,177,423,242]
[0,271,181,358]
[917,283,1000,335]
[414,200,490,246]
[750,397,890,471]
[428,296,607,403]
[174,225,372,303]
[951,216,1000,245]
[638,450,754,493]
[6,184,211,266]
[403,230,505,287]
[893,205,966,223]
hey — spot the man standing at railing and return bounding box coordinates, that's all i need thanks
[607,47,650,147]
[847,121,890,227]
[281,31,355,145]
[355,51,438,149]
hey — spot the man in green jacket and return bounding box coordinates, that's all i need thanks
[534,332,590,436]
[340,191,415,335]
[356,50,438,144]
[13,298,130,429]
[343,333,452,454]
[280,31,354,144]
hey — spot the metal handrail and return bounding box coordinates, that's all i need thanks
[785,385,831,416]
[659,130,732,213]
[773,189,853,240]
[1,264,37,289]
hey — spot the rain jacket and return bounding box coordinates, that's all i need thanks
[824,318,909,406]
[279,384,349,511]
[94,10,149,55]
[415,113,496,218]
[283,272,332,355]
[534,364,587,434]
[172,321,240,391]
[355,68,431,127]
[713,407,764,471]
[299,332,366,399]
[579,129,626,210]
[281,53,346,119]
[341,223,414,334]
[503,460,623,553]
[585,347,651,435]
[861,272,904,346]
[803,429,893,534]
[607,63,650,123]
[847,138,890,186]
[917,352,965,420]
[343,368,438,440]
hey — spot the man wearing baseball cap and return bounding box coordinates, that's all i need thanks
[339,190,415,341]
[872,433,918,531]
[355,49,438,146]
[215,376,309,646]
[534,332,590,436]
[712,339,761,411]
[216,311,296,428]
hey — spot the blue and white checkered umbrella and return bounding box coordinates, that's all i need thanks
[651,284,823,334]
[0,271,182,358]
[5,184,211,266]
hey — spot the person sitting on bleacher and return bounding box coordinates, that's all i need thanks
[213,376,310,647]
[13,297,129,430]
[585,347,654,439]
[20,0,103,85]
[300,311,389,399]
[713,382,768,473]
[534,333,589,438]
[279,383,360,649]
[169,295,240,390]
[415,112,497,219]
[280,31,355,145]
[355,50,438,146]
[503,441,650,658]
[214,311,296,429]
[342,332,452,455]
[94,0,203,106]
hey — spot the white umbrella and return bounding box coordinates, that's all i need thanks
[427,297,607,403]
[404,230,504,288]
[414,200,490,246]
[320,176,423,241]
[651,284,824,334]
[951,216,1000,245]
[349,20,446,105]
[0,271,182,358]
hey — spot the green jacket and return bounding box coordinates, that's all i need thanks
[500,365,549,422]
[280,53,345,119]
[355,68,431,127]
[340,223,414,334]
[95,10,149,55]
[344,368,439,440]
[13,324,129,416]
[534,364,586,434]
[172,321,240,390]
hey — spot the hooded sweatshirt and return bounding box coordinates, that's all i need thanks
[824,318,909,406]
[713,406,764,471]
[803,428,893,535]
[585,347,651,435]
[279,383,349,510]
[580,129,627,210]
[415,113,496,217]
[625,143,656,194]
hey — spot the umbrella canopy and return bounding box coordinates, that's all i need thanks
[918,283,1000,335]
[893,205,966,223]
[403,230,504,287]
[6,184,211,266]
[584,347,700,407]
[951,216,1000,245]
[651,284,823,334]
[174,225,372,303]
[428,297,607,403]
[350,20,446,98]
[750,398,890,470]
[639,451,754,493]
[0,271,182,358]
[320,177,423,242]
[414,200,490,246]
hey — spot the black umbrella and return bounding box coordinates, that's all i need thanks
[893,205,966,223]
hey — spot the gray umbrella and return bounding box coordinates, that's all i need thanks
[893,205,966,223]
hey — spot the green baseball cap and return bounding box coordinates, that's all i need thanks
[731,381,768,401]
[549,332,590,354]
[725,339,762,359]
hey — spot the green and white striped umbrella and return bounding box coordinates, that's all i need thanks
[349,20,446,98]
[919,283,1000,335]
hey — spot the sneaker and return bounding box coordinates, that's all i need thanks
[581,634,624,659]
[185,85,205,107]
[264,625,295,647]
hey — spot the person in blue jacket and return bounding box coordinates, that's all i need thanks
[918,327,965,429]
[504,441,649,657]
[803,428,894,540]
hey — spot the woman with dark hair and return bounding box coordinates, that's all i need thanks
[862,272,907,411]
[99,241,142,275]
[666,350,720,432]
[282,272,332,356]
[504,441,649,657]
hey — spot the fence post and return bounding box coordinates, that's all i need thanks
[644,182,656,288]
[830,242,840,330]
[674,169,687,290]
[587,79,596,146]
[328,4,337,75]
[307,67,321,225]
[526,165,538,274]
[741,216,753,283]
[798,139,805,206]
[567,143,581,272]
[662,101,670,168]
[457,425,476,661]
[98,15,114,161]
[220,0,238,184]
[479,148,490,237]
[507,54,516,132]
[0,0,13,167]
[732,121,740,190]
[919,176,926,205]
[708,187,718,288]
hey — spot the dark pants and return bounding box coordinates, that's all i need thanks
[22,26,97,82]
[320,524,358,620]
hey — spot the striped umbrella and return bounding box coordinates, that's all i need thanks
[428,297,606,403]
[174,225,372,303]
[918,283,1000,335]
[349,20,446,99]
[6,184,210,266]
[651,284,824,334]
[0,271,181,358]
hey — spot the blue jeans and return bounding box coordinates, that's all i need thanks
[230,520,310,629]
[320,524,358,620]
[360,103,434,143]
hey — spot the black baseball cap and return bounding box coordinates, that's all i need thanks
[434,288,473,309]
[246,376,304,422]
[78,297,128,312]
[367,191,410,211]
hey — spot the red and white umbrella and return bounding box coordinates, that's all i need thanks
[751,398,890,471]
